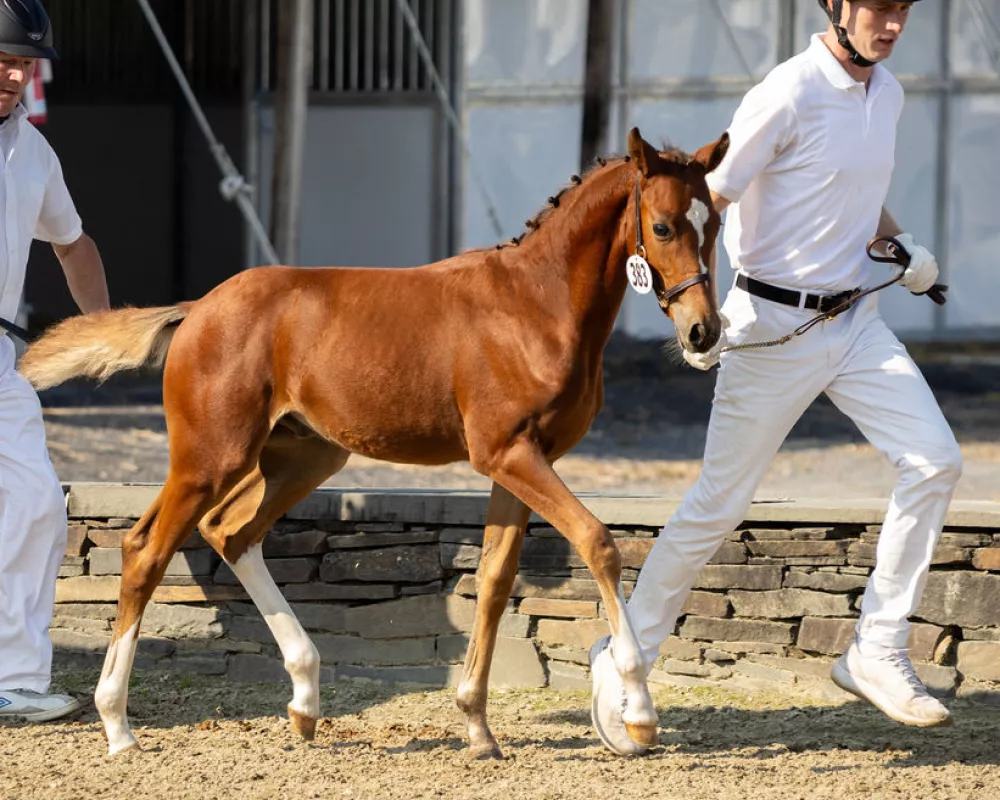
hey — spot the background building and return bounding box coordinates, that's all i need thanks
[25,0,1000,342]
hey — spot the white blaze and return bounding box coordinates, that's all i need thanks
[686,197,710,274]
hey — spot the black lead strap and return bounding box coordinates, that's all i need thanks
[634,181,645,259]
[0,315,31,342]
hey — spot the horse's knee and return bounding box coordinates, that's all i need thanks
[456,680,484,716]
[477,548,519,595]
[584,523,621,578]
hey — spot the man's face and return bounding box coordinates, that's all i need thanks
[0,52,37,116]
[839,1,913,62]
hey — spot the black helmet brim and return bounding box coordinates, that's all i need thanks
[0,41,57,59]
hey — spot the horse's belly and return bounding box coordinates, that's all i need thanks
[296,395,468,466]
[331,427,469,466]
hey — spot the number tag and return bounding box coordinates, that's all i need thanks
[626,254,653,295]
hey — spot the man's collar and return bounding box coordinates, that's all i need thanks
[0,103,28,127]
[809,33,883,91]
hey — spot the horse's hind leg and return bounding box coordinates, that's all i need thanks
[455,482,531,759]
[199,428,350,741]
[95,475,221,754]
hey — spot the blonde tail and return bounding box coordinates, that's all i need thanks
[18,305,190,391]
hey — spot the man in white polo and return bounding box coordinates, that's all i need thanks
[0,0,110,722]
[590,0,960,755]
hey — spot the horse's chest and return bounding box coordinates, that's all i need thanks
[536,367,603,450]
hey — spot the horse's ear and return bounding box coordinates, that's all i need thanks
[691,131,730,174]
[627,127,660,177]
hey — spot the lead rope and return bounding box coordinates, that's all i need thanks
[720,236,947,354]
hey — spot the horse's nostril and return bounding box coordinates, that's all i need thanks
[689,323,704,348]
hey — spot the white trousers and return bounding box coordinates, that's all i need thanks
[0,336,67,693]
[629,286,963,667]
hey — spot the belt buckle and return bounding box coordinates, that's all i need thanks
[822,289,860,318]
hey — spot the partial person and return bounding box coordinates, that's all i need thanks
[0,0,110,722]
[590,0,960,755]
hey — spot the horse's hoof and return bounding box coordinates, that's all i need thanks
[470,742,504,760]
[107,737,140,757]
[288,707,317,741]
[625,722,658,748]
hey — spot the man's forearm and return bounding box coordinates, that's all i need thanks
[710,190,731,214]
[876,207,903,239]
[53,233,110,314]
[871,208,906,258]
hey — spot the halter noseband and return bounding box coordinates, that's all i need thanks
[632,180,710,305]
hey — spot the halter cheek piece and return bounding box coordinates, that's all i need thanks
[632,180,710,305]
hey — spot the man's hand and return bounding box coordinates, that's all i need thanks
[683,315,728,371]
[894,233,939,295]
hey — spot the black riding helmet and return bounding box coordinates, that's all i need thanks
[817,0,922,68]
[0,0,57,60]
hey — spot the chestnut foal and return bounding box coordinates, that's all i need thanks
[20,127,728,758]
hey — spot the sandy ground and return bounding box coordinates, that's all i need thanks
[3,666,1000,800]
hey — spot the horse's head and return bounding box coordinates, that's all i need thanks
[626,127,729,354]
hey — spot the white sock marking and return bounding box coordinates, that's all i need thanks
[613,584,657,728]
[95,621,140,755]
[229,545,320,720]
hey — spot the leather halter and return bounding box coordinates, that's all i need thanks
[633,180,710,306]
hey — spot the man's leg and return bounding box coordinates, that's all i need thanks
[628,342,830,667]
[0,339,80,721]
[825,307,961,726]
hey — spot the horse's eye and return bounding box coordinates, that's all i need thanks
[652,223,672,240]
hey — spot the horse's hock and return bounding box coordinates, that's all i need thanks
[54,485,1000,696]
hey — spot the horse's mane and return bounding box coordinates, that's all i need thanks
[483,142,692,253]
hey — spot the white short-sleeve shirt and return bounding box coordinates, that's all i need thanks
[0,104,83,323]
[707,34,904,293]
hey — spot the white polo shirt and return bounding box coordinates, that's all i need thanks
[0,104,82,325]
[708,34,904,293]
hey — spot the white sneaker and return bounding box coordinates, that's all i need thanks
[0,689,83,723]
[831,640,952,728]
[589,636,649,756]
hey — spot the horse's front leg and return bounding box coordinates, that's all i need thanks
[455,482,531,759]
[483,439,657,750]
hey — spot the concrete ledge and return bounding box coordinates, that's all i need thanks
[64,483,1000,530]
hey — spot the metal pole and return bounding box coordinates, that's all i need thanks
[271,0,313,265]
[242,0,260,269]
[394,0,504,239]
[134,0,279,265]
[580,0,614,170]
[933,0,952,335]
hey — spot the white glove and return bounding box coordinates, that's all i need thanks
[894,233,939,295]
[683,315,728,371]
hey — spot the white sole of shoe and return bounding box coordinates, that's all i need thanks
[0,697,82,723]
[831,662,952,728]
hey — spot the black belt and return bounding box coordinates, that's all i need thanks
[736,273,860,315]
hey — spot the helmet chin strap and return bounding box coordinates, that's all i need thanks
[827,0,878,68]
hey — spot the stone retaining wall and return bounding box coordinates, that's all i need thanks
[52,484,1000,698]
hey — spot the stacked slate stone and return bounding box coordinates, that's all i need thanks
[52,488,1000,697]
